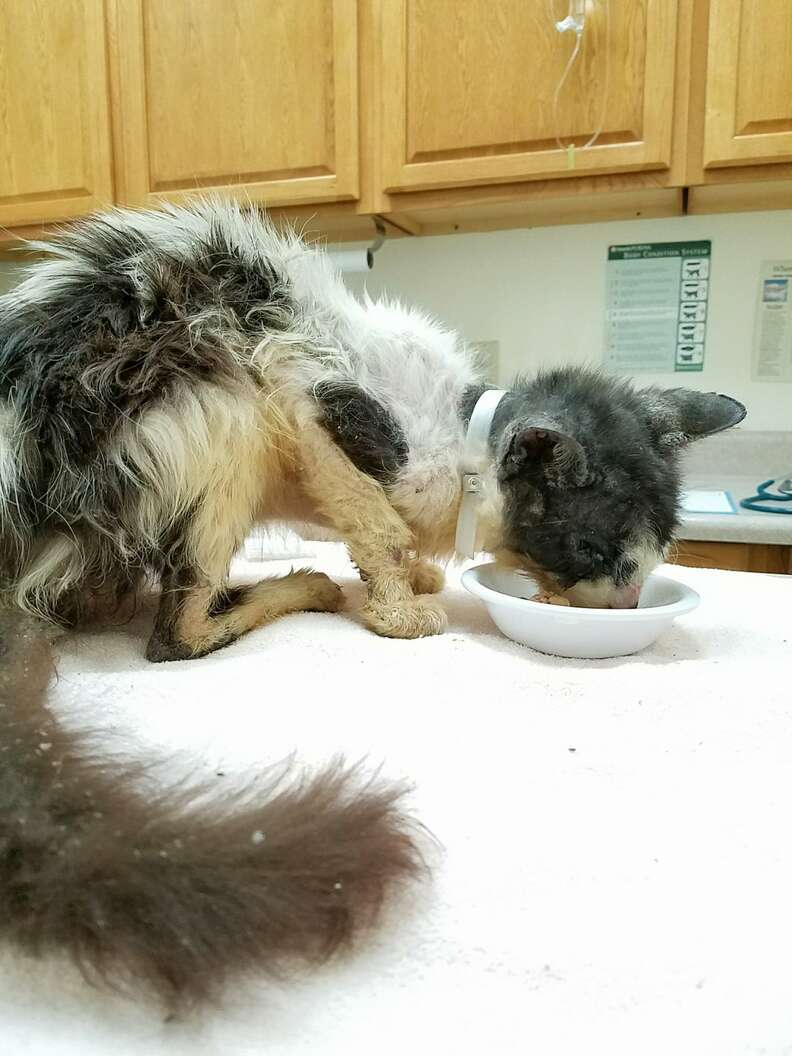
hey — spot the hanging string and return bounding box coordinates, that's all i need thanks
[547,0,611,153]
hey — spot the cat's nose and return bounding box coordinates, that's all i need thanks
[609,583,641,609]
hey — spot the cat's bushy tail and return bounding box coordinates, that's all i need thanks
[0,607,423,1010]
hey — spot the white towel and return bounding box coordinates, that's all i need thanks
[2,546,791,1056]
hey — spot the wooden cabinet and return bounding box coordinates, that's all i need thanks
[107,0,359,209]
[703,0,792,170]
[671,540,792,575]
[378,0,680,194]
[2,0,792,240]
[0,0,113,228]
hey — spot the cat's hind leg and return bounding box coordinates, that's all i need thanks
[146,566,342,662]
[145,466,342,661]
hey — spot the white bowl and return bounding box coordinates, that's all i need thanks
[462,562,700,659]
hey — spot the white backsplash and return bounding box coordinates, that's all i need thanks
[681,429,792,479]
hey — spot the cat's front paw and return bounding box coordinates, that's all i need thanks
[362,597,447,639]
[409,559,445,595]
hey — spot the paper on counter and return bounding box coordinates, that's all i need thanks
[680,489,737,515]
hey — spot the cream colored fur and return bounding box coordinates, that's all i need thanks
[5,200,480,650]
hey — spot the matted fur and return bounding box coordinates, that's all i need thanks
[0,608,423,1009]
[0,199,746,632]
[0,201,474,642]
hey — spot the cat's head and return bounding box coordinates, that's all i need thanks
[487,369,746,607]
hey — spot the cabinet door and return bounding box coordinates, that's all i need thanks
[0,0,113,227]
[379,0,679,193]
[108,0,359,208]
[703,0,792,169]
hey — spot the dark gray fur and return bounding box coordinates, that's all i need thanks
[486,368,746,588]
[0,607,424,1010]
[314,382,409,484]
[0,217,293,607]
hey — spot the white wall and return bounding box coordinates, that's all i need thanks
[345,211,792,432]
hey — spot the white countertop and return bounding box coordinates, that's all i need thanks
[2,550,791,1055]
[678,431,792,546]
[678,475,792,545]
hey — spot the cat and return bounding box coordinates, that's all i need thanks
[0,198,745,657]
[0,199,745,1006]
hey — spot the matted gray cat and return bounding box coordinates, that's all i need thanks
[0,199,744,1008]
[0,199,745,658]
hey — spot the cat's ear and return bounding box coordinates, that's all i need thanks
[500,423,588,486]
[642,389,746,449]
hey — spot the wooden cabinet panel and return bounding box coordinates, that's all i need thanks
[671,540,792,574]
[0,0,113,226]
[108,0,359,208]
[704,0,792,168]
[379,0,679,194]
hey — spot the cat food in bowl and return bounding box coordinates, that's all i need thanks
[462,562,699,659]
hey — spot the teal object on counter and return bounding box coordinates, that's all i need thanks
[740,479,792,515]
